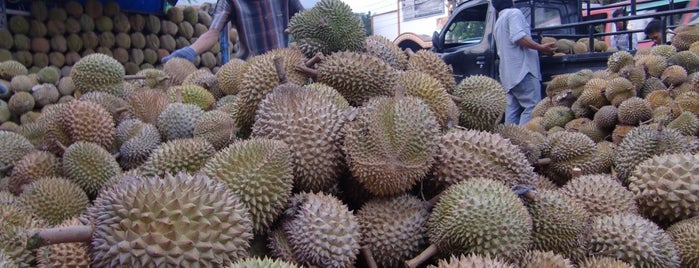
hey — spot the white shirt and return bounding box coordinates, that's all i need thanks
[493,8,542,91]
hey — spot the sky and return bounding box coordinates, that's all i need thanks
[179,0,392,13]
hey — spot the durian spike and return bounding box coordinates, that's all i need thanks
[536,158,552,166]
[295,64,319,79]
[449,94,463,103]
[26,225,94,250]
[305,52,324,67]
[176,86,183,103]
[123,75,147,80]
[273,56,288,84]
[361,247,378,268]
[571,167,582,178]
[405,244,438,268]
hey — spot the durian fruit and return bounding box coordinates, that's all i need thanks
[364,35,408,70]
[666,216,699,268]
[62,141,121,198]
[139,138,214,177]
[342,96,438,196]
[167,84,216,110]
[524,190,589,261]
[156,102,204,141]
[70,53,125,97]
[162,57,198,87]
[234,49,308,132]
[604,77,636,106]
[309,51,396,106]
[115,119,161,170]
[407,50,457,93]
[577,256,633,268]
[559,174,637,217]
[253,84,350,193]
[597,141,616,173]
[520,250,574,268]
[427,253,516,268]
[545,74,570,97]
[676,91,699,114]
[617,97,652,125]
[216,58,247,95]
[287,0,366,57]
[661,65,688,86]
[0,29,12,50]
[31,84,59,108]
[667,111,699,136]
[0,202,47,267]
[227,257,300,268]
[0,250,18,268]
[607,51,634,73]
[8,91,35,115]
[618,64,646,91]
[637,54,668,78]
[651,44,677,58]
[202,138,293,235]
[9,16,29,35]
[134,68,169,90]
[127,89,171,125]
[453,75,507,131]
[86,172,253,267]
[193,110,237,151]
[540,131,599,185]
[275,192,360,268]
[671,25,699,51]
[492,124,545,165]
[0,131,34,174]
[419,178,532,264]
[7,151,60,195]
[576,78,610,110]
[47,100,115,154]
[613,125,688,185]
[18,177,89,225]
[398,70,459,128]
[36,217,90,268]
[79,91,130,123]
[432,129,536,189]
[628,153,699,223]
[645,89,673,109]
[587,213,680,268]
[611,124,635,144]
[358,194,429,267]
[542,106,574,130]
[669,51,699,73]
[554,39,575,54]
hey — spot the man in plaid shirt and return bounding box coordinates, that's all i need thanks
[162,0,305,62]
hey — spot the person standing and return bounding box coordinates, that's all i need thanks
[492,0,555,125]
[162,0,305,63]
[610,8,637,50]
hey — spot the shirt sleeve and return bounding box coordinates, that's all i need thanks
[508,10,529,44]
[210,0,233,32]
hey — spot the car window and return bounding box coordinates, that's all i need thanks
[443,4,487,46]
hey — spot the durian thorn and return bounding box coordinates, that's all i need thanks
[536,158,552,166]
[449,94,463,103]
[361,247,378,268]
[294,64,319,79]
[25,225,94,250]
[272,56,288,84]
[123,75,147,80]
[305,52,324,67]
[571,167,582,178]
[405,244,438,268]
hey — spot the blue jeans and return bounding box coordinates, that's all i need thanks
[505,73,541,125]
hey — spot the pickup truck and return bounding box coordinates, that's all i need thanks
[395,0,696,93]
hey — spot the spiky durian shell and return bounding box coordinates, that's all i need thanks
[613,125,688,185]
[62,141,121,198]
[667,111,699,136]
[202,138,293,235]
[167,84,216,111]
[577,256,633,268]
[18,177,89,225]
[364,35,408,70]
[520,250,574,268]
[280,192,360,268]
[453,75,506,131]
[86,172,253,267]
[0,203,46,268]
[140,138,215,177]
[577,78,610,109]
[194,110,237,151]
[604,77,636,106]
[115,119,161,170]
[133,68,170,90]
[253,84,348,193]
[559,174,638,217]
[79,91,131,124]
[597,141,616,173]
[70,53,124,97]
[428,178,532,261]
[127,89,171,125]
[53,100,115,153]
[36,217,90,268]
[342,96,438,196]
[666,216,699,268]
[432,129,536,189]
[0,131,34,172]
[607,51,634,73]
[358,194,429,267]
[398,70,459,128]
[315,51,397,106]
[407,50,456,93]
[628,153,699,223]
[162,57,198,87]
[156,102,204,141]
[216,58,247,95]
[617,97,652,125]
[587,213,680,268]
[427,254,516,268]
[227,257,300,268]
[492,124,545,165]
[540,131,599,185]
[7,151,60,195]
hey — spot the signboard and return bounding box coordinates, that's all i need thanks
[402,0,445,21]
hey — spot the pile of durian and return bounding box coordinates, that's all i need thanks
[0,0,230,76]
[1,0,699,267]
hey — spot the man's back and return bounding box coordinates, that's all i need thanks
[493,8,541,91]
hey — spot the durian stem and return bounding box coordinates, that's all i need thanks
[449,94,463,103]
[114,107,129,115]
[426,192,444,210]
[405,48,415,57]
[405,244,438,268]
[55,140,67,153]
[25,225,94,250]
[361,247,378,268]
[305,52,324,67]
[272,56,288,84]
[571,167,582,178]
[123,75,147,80]
[294,64,319,79]
[588,105,600,112]
[0,164,13,173]
[536,158,552,166]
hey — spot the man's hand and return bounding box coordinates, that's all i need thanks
[161,47,197,63]
[538,42,556,54]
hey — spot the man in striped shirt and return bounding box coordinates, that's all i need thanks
[162,0,305,62]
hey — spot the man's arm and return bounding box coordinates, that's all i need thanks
[516,36,555,53]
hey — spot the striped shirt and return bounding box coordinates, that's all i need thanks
[210,0,305,60]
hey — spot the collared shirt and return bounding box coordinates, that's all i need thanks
[610,24,638,51]
[493,8,541,91]
[211,0,305,59]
